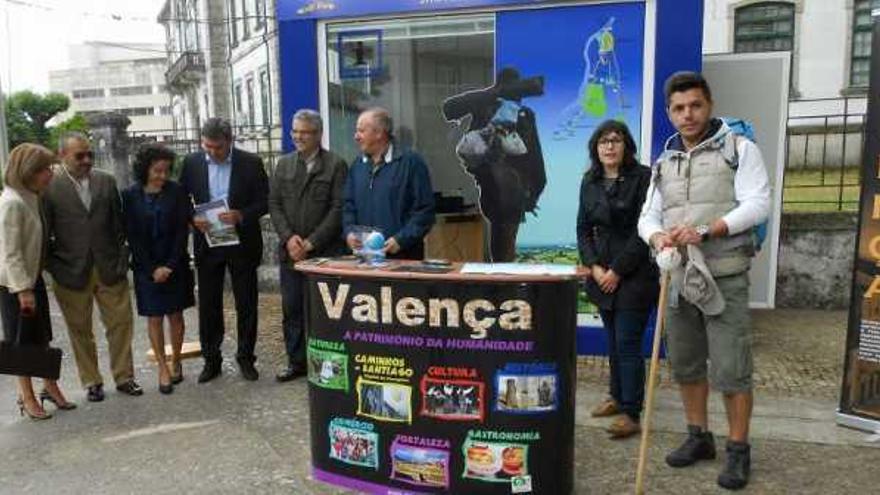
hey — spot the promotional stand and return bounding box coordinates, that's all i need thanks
[297,260,581,494]
[838,10,880,433]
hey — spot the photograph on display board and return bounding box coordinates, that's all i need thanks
[443,67,547,263]
[328,419,380,470]
[420,375,485,422]
[495,368,558,414]
[356,377,413,424]
[462,440,529,483]
[390,438,451,489]
[308,346,349,391]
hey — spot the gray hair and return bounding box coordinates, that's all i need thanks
[200,117,233,142]
[58,131,90,153]
[362,107,394,140]
[292,109,323,134]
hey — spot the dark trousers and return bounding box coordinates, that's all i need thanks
[599,308,650,421]
[196,253,259,364]
[279,261,306,366]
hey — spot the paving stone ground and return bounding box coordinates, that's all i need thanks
[1,292,877,494]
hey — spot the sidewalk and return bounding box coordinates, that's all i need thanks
[0,294,876,494]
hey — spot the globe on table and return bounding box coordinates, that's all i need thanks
[364,231,385,251]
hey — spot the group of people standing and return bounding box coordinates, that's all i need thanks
[0,106,436,416]
[1,70,766,491]
[579,71,770,490]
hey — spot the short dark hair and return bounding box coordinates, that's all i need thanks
[588,120,639,173]
[200,117,233,142]
[133,143,176,184]
[664,71,712,106]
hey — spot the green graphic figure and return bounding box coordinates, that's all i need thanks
[556,17,625,141]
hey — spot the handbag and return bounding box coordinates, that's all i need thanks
[0,310,62,380]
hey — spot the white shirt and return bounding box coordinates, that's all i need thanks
[303,149,319,174]
[361,143,394,167]
[638,138,771,244]
[62,165,91,211]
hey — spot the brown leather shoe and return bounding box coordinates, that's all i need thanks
[607,415,641,439]
[590,398,620,417]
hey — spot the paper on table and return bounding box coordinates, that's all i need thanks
[460,263,577,276]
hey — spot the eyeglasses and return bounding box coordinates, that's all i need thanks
[597,137,623,147]
[292,129,318,136]
[74,151,94,160]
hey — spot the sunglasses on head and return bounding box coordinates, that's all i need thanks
[74,151,94,160]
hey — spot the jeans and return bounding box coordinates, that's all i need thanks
[599,309,650,421]
[279,261,306,366]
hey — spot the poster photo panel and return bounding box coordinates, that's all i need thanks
[495,3,645,254]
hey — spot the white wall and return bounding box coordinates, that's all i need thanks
[703,0,860,100]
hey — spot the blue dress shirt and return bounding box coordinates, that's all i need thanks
[206,152,232,202]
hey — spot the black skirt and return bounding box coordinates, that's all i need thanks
[0,276,52,346]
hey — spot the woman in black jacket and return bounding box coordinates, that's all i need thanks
[577,120,659,439]
[122,144,194,394]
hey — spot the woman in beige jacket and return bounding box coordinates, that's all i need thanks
[0,143,75,419]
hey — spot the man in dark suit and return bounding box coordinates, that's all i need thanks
[269,109,347,382]
[179,118,269,382]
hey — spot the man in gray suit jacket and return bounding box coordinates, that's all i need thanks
[269,109,347,382]
[43,133,142,402]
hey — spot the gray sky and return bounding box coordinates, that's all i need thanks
[1,0,167,93]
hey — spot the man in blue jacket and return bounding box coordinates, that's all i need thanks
[343,107,435,259]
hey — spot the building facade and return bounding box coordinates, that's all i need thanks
[49,42,174,136]
[158,0,232,140]
[703,0,875,121]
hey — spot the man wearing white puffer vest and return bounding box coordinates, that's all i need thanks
[638,71,770,491]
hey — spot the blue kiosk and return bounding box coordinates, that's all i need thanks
[276,1,702,491]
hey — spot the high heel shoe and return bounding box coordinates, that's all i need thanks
[17,398,53,421]
[171,361,184,385]
[39,390,77,411]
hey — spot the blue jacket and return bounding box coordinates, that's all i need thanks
[343,146,435,251]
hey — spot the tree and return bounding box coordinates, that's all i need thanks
[49,113,90,152]
[5,90,73,149]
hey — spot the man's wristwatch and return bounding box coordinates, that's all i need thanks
[695,224,711,243]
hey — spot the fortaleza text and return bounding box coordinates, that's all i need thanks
[318,282,532,339]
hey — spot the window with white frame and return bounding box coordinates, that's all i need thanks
[246,77,256,126]
[259,68,270,126]
[734,2,795,53]
[851,0,880,87]
[234,82,244,127]
[255,0,266,31]
[229,0,239,47]
[241,0,250,40]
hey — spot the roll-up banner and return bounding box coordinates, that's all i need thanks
[303,273,577,494]
[838,10,880,433]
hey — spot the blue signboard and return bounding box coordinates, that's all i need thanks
[278,0,572,20]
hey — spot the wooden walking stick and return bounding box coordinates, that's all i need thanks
[635,271,671,495]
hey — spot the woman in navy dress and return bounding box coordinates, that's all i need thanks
[123,144,194,394]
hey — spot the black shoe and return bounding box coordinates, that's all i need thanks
[39,389,77,410]
[238,360,259,381]
[116,380,144,397]
[171,361,184,385]
[198,361,222,383]
[666,425,717,468]
[158,383,174,395]
[86,384,105,402]
[717,441,751,490]
[275,364,307,383]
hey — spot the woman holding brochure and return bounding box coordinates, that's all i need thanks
[122,144,194,394]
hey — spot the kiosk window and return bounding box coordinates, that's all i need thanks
[324,16,495,206]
